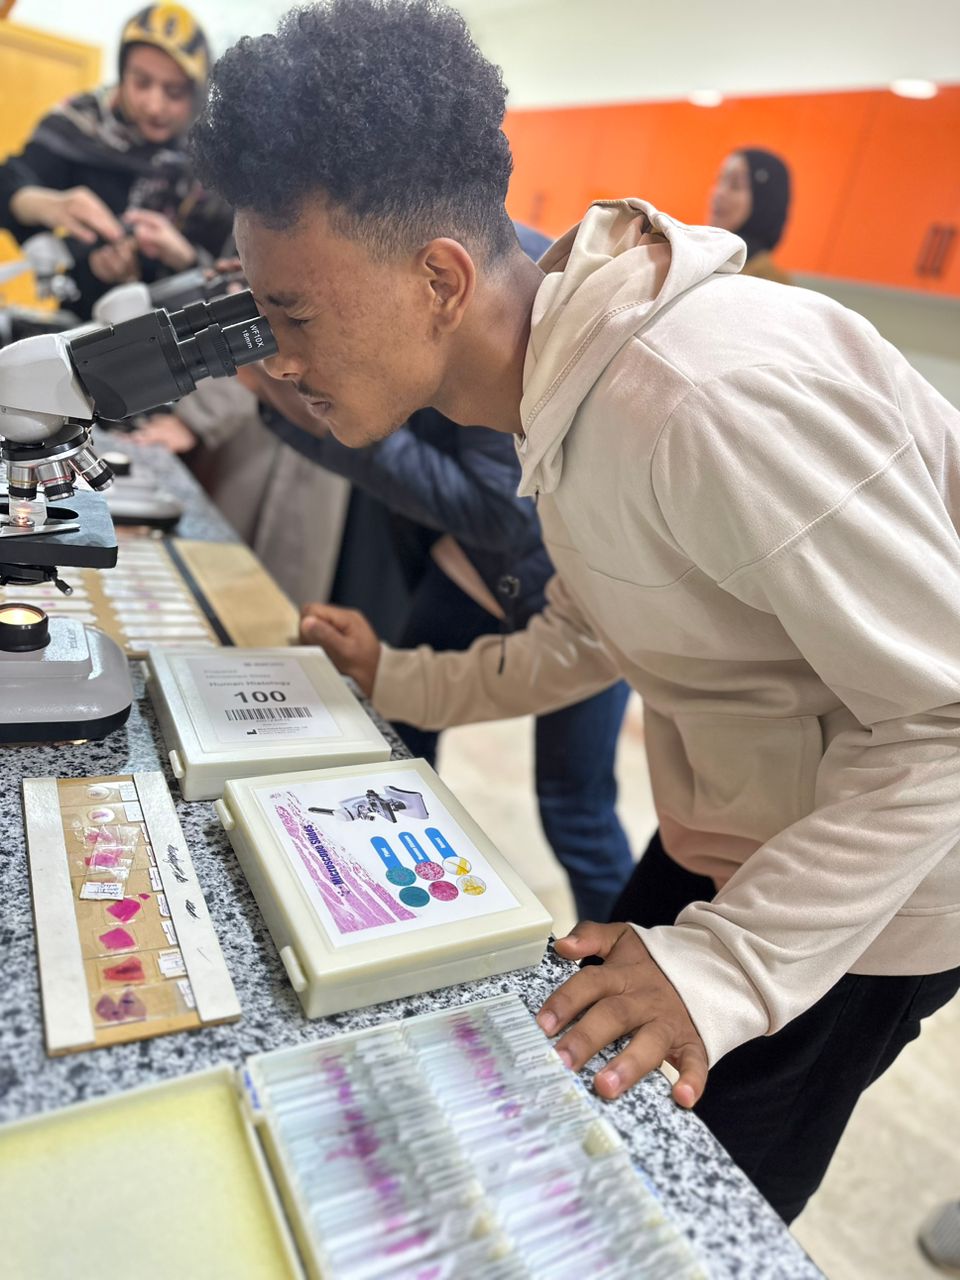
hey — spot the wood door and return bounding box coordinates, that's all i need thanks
[0,19,101,305]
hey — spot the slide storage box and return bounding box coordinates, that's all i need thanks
[215,759,553,1017]
[146,646,391,800]
[0,998,706,1280]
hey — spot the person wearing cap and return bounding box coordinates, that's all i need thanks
[709,148,793,285]
[0,3,231,317]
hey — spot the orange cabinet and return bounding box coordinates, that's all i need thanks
[821,87,960,295]
[505,85,960,296]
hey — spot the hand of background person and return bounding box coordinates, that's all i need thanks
[299,604,381,695]
[124,208,196,271]
[9,184,123,244]
[129,413,198,453]
[89,236,140,284]
[235,362,329,436]
[539,921,709,1106]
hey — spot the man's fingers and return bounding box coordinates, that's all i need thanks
[62,216,96,244]
[536,956,630,1040]
[593,1021,676,1099]
[300,604,358,635]
[301,615,348,649]
[671,1039,709,1108]
[551,989,662,1073]
[123,207,159,228]
[553,920,630,962]
[73,191,124,242]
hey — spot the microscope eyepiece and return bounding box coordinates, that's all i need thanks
[166,290,259,340]
[67,289,277,422]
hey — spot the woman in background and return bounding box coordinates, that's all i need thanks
[0,4,231,317]
[709,147,792,284]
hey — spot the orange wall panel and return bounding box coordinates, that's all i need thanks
[822,86,960,293]
[505,87,959,294]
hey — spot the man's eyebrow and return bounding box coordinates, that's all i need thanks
[264,291,303,308]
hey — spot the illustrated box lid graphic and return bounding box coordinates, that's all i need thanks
[216,758,553,1017]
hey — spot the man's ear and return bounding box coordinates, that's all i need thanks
[418,238,476,334]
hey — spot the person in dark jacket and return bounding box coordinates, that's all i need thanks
[0,4,231,317]
[275,403,634,922]
[251,224,634,921]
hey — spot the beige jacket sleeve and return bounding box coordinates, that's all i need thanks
[175,378,261,451]
[372,572,621,729]
[642,366,960,1065]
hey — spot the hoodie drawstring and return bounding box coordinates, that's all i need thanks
[496,574,520,675]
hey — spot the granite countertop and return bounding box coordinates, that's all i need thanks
[0,446,822,1280]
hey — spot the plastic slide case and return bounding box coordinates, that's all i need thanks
[215,759,553,1017]
[146,646,392,801]
[0,997,707,1280]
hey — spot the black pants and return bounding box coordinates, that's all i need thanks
[611,831,960,1224]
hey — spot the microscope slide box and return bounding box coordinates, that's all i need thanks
[215,759,553,1017]
[146,646,391,801]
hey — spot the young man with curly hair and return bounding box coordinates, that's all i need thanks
[191,0,960,1223]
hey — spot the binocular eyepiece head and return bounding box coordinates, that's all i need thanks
[67,289,277,423]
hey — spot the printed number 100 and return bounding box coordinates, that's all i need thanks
[233,690,288,704]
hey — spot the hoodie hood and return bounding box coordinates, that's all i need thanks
[518,198,746,496]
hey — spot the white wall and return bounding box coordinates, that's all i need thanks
[8,0,291,69]
[9,0,960,106]
[456,0,960,107]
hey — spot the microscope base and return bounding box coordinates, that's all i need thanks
[0,619,133,745]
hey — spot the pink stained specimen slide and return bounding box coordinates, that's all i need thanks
[99,927,136,952]
[106,898,142,924]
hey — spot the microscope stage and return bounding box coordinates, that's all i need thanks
[0,488,118,571]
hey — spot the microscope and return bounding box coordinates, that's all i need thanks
[93,264,247,325]
[0,288,276,743]
[0,231,80,308]
[0,232,82,350]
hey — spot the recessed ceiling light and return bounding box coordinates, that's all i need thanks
[688,89,724,108]
[890,79,938,99]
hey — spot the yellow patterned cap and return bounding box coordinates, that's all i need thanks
[120,4,210,87]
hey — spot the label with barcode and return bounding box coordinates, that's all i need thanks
[179,654,341,748]
[224,705,313,723]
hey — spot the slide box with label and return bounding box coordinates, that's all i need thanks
[146,647,391,801]
[215,759,552,1017]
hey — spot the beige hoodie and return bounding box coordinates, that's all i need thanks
[373,199,960,1066]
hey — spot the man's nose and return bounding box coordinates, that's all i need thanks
[144,86,167,118]
[261,346,304,382]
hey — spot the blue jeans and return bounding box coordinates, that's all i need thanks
[394,563,634,921]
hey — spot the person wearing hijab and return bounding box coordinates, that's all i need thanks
[709,147,793,284]
[0,4,232,317]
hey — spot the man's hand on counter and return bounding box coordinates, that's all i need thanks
[300,603,381,698]
[130,414,199,454]
[538,921,709,1108]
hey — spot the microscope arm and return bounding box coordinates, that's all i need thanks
[0,333,94,444]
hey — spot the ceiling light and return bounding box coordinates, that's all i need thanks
[890,79,938,99]
[688,90,724,107]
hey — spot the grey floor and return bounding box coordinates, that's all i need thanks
[438,695,960,1280]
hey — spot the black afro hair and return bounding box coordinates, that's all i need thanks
[190,0,516,259]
